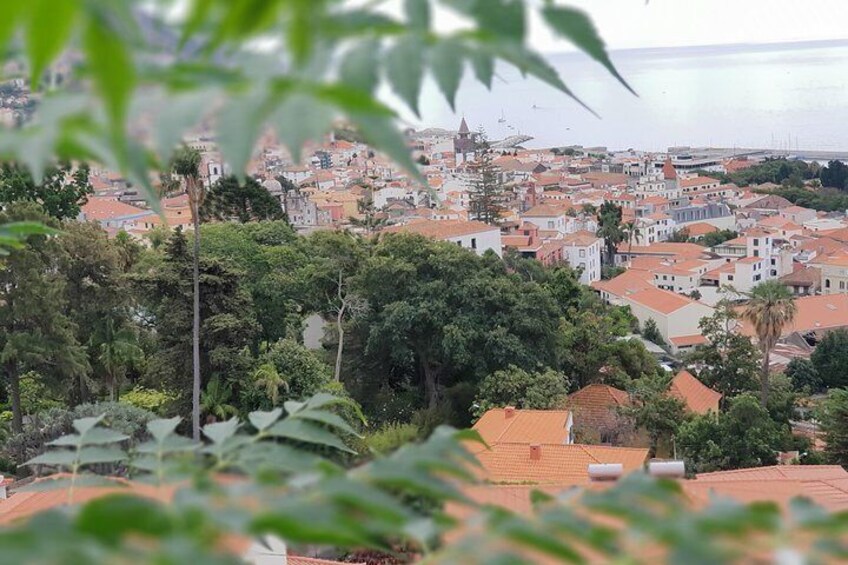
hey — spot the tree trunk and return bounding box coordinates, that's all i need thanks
[192,206,202,441]
[110,372,117,403]
[334,302,347,382]
[8,362,22,434]
[422,358,439,409]
[760,347,771,407]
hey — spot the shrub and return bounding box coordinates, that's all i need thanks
[366,423,421,455]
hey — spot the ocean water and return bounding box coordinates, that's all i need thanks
[413,41,848,152]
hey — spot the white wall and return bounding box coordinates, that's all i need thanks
[444,229,502,257]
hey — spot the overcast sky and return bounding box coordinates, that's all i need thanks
[421,0,848,52]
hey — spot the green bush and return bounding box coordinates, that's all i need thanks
[366,422,421,455]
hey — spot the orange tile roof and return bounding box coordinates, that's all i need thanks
[523,204,568,217]
[683,222,719,237]
[562,230,601,247]
[669,334,709,347]
[473,443,648,485]
[624,287,698,315]
[80,197,152,221]
[591,269,655,296]
[695,466,848,512]
[567,384,630,434]
[472,408,571,447]
[616,242,707,258]
[668,370,721,414]
[680,176,719,188]
[383,219,496,240]
[737,294,848,338]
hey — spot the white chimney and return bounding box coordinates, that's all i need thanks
[648,460,686,479]
[0,475,7,500]
[529,444,542,461]
[588,463,623,481]
[504,406,516,419]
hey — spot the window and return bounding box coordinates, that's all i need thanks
[457,241,462,247]
[755,274,761,281]
[471,238,477,249]
[841,281,846,290]
[826,279,831,288]
[753,238,759,245]
[728,275,734,281]
[579,249,585,258]
[753,250,759,257]
[547,221,554,229]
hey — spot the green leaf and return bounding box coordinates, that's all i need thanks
[1,222,59,237]
[468,48,494,90]
[0,2,25,53]
[542,6,635,95]
[147,417,182,443]
[202,418,240,444]
[80,428,129,445]
[25,450,78,467]
[73,416,105,435]
[430,39,464,110]
[272,92,335,164]
[405,0,430,29]
[347,113,425,186]
[21,476,120,492]
[83,15,136,130]
[267,419,355,454]
[294,410,361,438]
[447,0,525,43]
[26,0,79,89]
[339,40,380,95]
[385,35,425,117]
[77,495,174,545]
[248,409,282,432]
[47,435,83,447]
[216,86,269,180]
[153,90,214,162]
[77,446,127,465]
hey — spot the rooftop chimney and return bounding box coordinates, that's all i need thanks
[529,444,542,461]
[588,463,623,482]
[647,460,685,479]
[504,406,516,419]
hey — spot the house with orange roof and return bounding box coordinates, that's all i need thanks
[383,219,502,257]
[679,176,720,194]
[615,241,708,266]
[778,205,817,225]
[566,384,632,445]
[811,252,848,295]
[683,222,719,237]
[472,442,648,485]
[736,293,848,340]
[778,264,821,296]
[472,407,574,449]
[600,282,714,352]
[668,370,721,415]
[78,197,155,230]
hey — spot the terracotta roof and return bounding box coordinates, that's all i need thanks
[562,230,601,247]
[616,242,707,258]
[523,204,567,217]
[680,176,719,188]
[669,334,709,347]
[80,197,152,221]
[591,269,654,297]
[383,219,496,240]
[473,443,648,485]
[668,370,722,414]
[567,385,630,437]
[624,287,699,315]
[737,294,848,338]
[472,408,571,447]
[743,194,793,210]
[684,222,719,237]
[779,265,821,287]
[695,466,848,512]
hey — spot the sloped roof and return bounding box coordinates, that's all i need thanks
[737,294,848,338]
[662,157,677,180]
[383,219,496,239]
[668,370,722,414]
[743,194,793,210]
[473,408,571,447]
[473,443,648,485]
[624,287,700,315]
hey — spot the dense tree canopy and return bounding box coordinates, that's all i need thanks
[0,163,93,221]
[810,328,848,390]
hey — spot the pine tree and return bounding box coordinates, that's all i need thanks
[468,136,505,225]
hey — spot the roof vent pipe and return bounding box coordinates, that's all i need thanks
[504,406,516,418]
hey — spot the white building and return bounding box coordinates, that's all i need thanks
[562,231,603,284]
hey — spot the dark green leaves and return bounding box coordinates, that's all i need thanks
[339,40,381,95]
[25,0,79,88]
[430,40,464,110]
[386,35,425,117]
[83,12,137,131]
[542,5,635,95]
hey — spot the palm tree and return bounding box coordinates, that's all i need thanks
[92,317,144,402]
[742,280,797,406]
[252,362,288,407]
[172,146,204,440]
[200,377,238,424]
[623,220,638,255]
